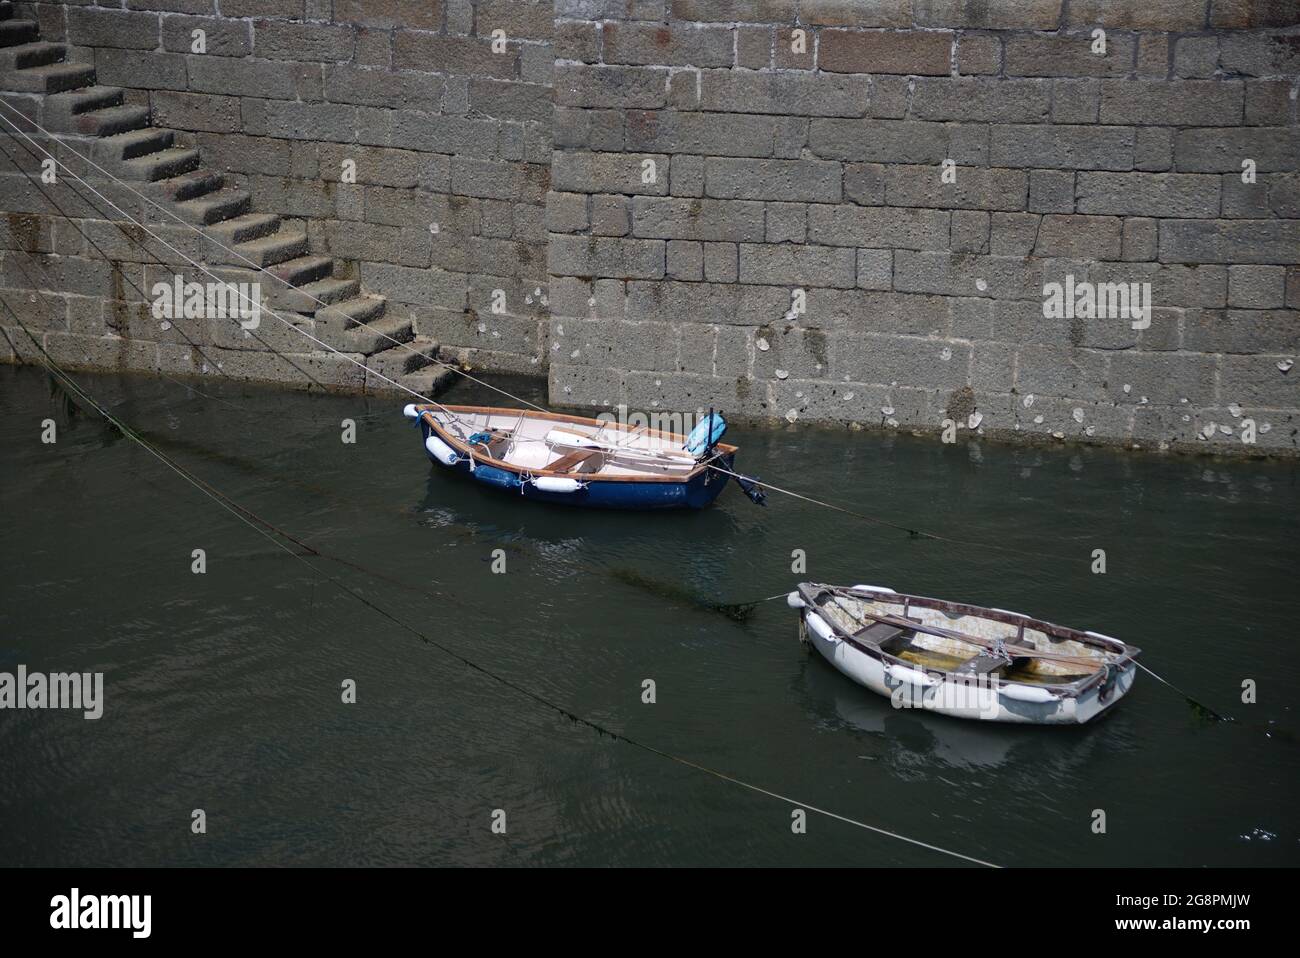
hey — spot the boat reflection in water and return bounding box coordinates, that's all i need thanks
[797,648,1131,778]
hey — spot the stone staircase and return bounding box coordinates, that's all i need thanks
[0,0,453,399]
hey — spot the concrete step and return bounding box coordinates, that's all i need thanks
[117,146,201,182]
[92,126,173,164]
[391,363,459,400]
[205,211,280,245]
[0,41,65,72]
[274,276,360,313]
[3,60,96,94]
[43,86,124,127]
[174,188,250,226]
[67,103,149,137]
[342,311,412,355]
[318,293,387,329]
[266,254,333,288]
[367,335,439,379]
[0,19,37,49]
[146,168,223,202]
[220,231,308,268]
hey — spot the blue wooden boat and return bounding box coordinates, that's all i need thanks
[403,403,740,510]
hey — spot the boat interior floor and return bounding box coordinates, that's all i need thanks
[816,592,1100,685]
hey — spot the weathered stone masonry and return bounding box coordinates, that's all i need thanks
[1,0,555,395]
[1,1,1298,456]
[546,0,1300,455]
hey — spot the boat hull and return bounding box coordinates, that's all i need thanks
[803,616,1136,724]
[417,415,735,510]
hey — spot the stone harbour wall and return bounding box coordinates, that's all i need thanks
[1,0,554,394]
[1,1,1297,455]
[545,0,1300,455]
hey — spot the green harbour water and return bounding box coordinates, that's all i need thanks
[1,363,1297,866]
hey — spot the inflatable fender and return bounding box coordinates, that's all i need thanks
[804,612,836,643]
[533,476,584,494]
[425,434,460,466]
[885,664,938,688]
[1000,683,1059,704]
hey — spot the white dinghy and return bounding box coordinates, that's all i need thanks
[789,583,1140,725]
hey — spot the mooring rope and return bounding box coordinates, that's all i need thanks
[1,300,998,868]
[0,129,408,422]
[0,138,242,386]
[0,100,551,417]
[1,107,1237,722]
[5,107,1235,758]
[0,106,461,417]
[704,462,1089,564]
[3,101,1236,715]
[1,104,1098,568]
[1130,661,1230,723]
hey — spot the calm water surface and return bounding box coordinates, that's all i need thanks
[1,363,1296,866]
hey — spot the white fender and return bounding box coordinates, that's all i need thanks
[885,664,938,688]
[403,403,420,419]
[851,584,894,593]
[533,476,583,494]
[1000,683,1059,704]
[425,434,460,466]
[991,608,1027,618]
[786,591,806,609]
[1084,629,1121,645]
[805,612,836,643]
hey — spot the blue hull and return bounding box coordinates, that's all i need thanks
[418,418,733,510]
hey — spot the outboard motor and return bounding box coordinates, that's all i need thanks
[734,473,768,506]
[686,409,767,506]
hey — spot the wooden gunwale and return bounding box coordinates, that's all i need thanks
[416,404,737,483]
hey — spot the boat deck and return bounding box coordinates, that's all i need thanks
[430,409,714,479]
